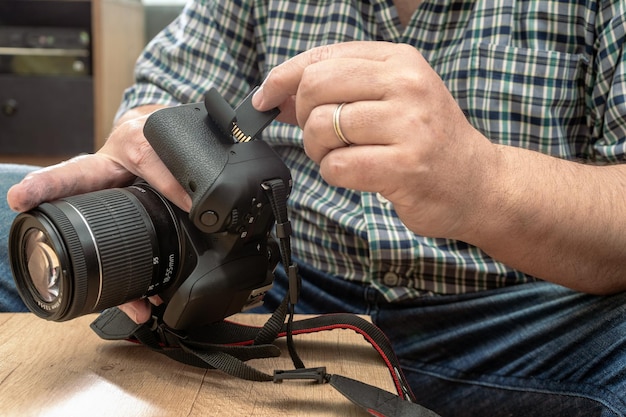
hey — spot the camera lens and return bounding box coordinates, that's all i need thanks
[23,228,62,302]
[9,184,181,321]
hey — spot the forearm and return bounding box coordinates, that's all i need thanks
[460,145,626,294]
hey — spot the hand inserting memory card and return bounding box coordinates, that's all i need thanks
[204,86,280,142]
[143,86,290,235]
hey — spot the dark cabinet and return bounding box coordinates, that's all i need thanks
[0,0,144,164]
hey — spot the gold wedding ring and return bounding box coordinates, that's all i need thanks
[333,102,352,146]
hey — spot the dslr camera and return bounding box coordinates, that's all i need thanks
[9,88,291,330]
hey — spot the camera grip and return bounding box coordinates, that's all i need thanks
[143,88,289,237]
[143,103,231,202]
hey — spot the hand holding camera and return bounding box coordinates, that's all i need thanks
[8,88,290,330]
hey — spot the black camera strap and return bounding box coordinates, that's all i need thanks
[90,178,441,417]
[91,304,439,417]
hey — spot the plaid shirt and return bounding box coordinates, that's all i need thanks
[118,0,626,300]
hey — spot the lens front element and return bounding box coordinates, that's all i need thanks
[23,229,61,303]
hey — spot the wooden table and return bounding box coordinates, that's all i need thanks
[0,313,395,416]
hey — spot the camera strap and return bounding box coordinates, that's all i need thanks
[90,178,441,417]
[91,304,439,417]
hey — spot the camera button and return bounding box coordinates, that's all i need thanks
[200,210,219,227]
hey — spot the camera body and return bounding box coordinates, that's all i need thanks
[9,89,291,330]
[143,97,291,329]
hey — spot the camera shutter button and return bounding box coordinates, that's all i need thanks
[200,210,219,227]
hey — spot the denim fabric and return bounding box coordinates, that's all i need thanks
[0,164,38,312]
[376,284,626,417]
[257,260,626,417]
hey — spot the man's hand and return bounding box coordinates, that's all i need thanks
[6,104,185,323]
[7,104,191,214]
[252,40,626,294]
[253,41,496,240]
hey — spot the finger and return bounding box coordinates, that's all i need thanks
[98,114,194,212]
[294,58,389,128]
[253,41,408,111]
[271,94,299,126]
[104,135,192,212]
[302,103,345,163]
[6,154,134,212]
[318,144,407,196]
[302,101,400,163]
[118,299,152,324]
[118,295,162,324]
[147,295,163,306]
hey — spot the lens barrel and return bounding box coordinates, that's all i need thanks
[9,184,180,321]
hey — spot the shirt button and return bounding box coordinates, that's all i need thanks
[383,271,400,286]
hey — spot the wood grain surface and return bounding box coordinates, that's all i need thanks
[0,313,396,416]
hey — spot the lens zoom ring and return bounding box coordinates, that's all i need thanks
[68,190,154,309]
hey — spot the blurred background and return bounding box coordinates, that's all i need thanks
[0,0,186,166]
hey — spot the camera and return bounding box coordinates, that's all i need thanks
[9,88,291,330]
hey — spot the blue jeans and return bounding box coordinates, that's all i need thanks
[0,163,38,312]
[257,260,626,417]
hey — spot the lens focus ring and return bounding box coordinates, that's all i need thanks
[60,189,156,312]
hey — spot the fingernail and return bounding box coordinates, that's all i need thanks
[252,85,264,109]
[182,194,193,212]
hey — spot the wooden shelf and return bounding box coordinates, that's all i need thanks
[92,0,145,149]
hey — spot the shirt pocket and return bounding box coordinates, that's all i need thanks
[454,43,589,159]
